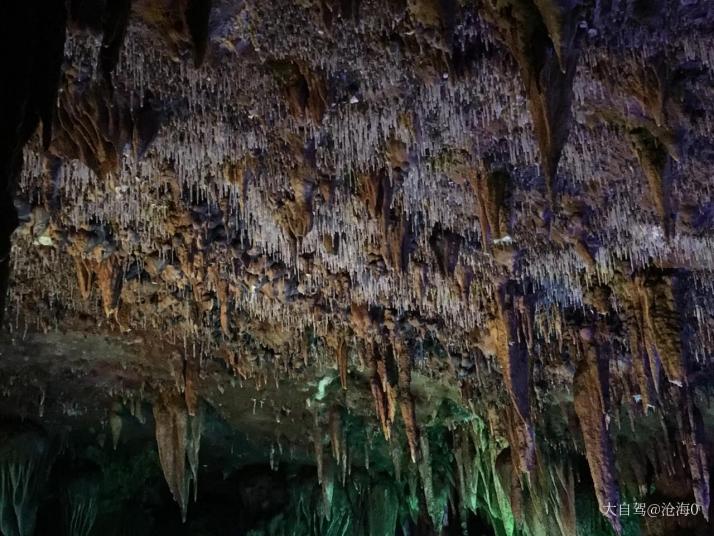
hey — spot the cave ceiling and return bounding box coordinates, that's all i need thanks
[1,0,714,535]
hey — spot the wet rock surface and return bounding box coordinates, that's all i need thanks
[1,0,714,534]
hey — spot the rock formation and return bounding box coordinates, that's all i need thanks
[0,0,713,534]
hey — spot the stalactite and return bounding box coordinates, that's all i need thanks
[492,281,535,474]
[96,256,124,319]
[679,393,711,519]
[416,433,439,527]
[336,338,348,391]
[184,351,200,417]
[394,338,420,463]
[573,326,621,535]
[482,0,579,212]
[153,393,203,522]
[51,81,132,178]
[185,0,214,67]
[429,224,462,276]
[475,167,512,249]
[110,401,123,450]
[324,330,349,390]
[0,0,68,324]
[328,406,347,477]
[3,3,714,534]
[632,271,687,387]
[99,0,132,86]
[368,344,392,442]
[73,256,94,302]
[629,128,677,239]
[208,265,231,337]
[187,403,204,502]
[550,461,577,536]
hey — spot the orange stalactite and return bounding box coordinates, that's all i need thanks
[73,256,94,302]
[573,327,622,536]
[184,352,200,417]
[96,256,123,319]
[368,344,393,442]
[394,337,420,463]
[325,331,349,390]
[492,282,534,474]
[153,394,190,522]
[370,376,391,442]
[336,338,348,391]
[633,273,687,387]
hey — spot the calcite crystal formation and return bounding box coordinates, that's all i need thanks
[1,1,714,534]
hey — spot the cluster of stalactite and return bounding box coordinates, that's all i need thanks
[248,395,713,535]
[1,0,714,533]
